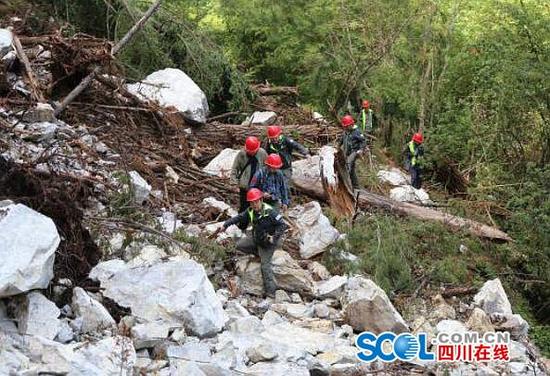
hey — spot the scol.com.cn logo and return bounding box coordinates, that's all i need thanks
[355,331,511,363]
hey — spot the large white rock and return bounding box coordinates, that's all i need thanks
[288,201,340,259]
[236,251,316,295]
[377,168,410,186]
[93,259,227,337]
[316,275,348,299]
[0,203,59,297]
[203,197,238,217]
[22,335,136,375]
[390,185,431,205]
[71,287,115,334]
[203,148,239,178]
[157,211,183,234]
[128,170,151,204]
[127,68,209,124]
[246,362,309,376]
[341,276,408,334]
[247,111,277,126]
[131,321,172,349]
[292,155,321,181]
[474,278,513,315]
[436,320,467,335]
[0,28,13,58]
[16,291,60,340]
[23,122,58,142]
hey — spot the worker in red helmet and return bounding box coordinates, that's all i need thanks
[403,132,425,189]
[249,153,290,211]
[263,125,310,183]
[339,115,366,189]
[359,99,374,137]
[231,136,268,212]
[223,188,287,297]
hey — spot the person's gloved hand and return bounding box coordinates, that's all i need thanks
[265,234,274,244]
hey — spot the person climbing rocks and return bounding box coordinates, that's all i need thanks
[262,125,310,183]
[222,188,287,298]
[338,115,366,189]
[359,99,374,138]
[249,153,290,212]
[230,136,268,212]
[404,132,424,189]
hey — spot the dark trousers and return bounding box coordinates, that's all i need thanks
[236,236,280,295]
[410,166,422,189]
[347,152,359,189]
[239,188,249,213]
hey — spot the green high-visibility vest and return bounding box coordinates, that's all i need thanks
[247,203,273,226]
[360,109,373,133]
[409,141,418,166]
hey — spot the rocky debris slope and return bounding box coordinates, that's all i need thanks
[0,27,546,376]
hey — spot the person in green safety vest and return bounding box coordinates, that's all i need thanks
[359,99,374,137]
[222,188,287,297]
[262,125,310,183]
[403,132,425,189]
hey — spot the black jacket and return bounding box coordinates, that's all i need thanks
[263,136,308,170]
[224,203,287,247]
[339,126,366,156]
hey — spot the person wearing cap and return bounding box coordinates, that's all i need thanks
[222,188,287,297]
[263,125,309,183]
[231,136,268,212]
[404,133,425,189]
[249,153,290,211]
[339,115,367,189]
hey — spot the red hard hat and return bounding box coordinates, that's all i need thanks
[246,188,263,202]
[412,133,424,143]
[245,136,260,155]
[341,115,355,128]
[265,153,283,169]
[267,125,282,139]
[362,100,370,109]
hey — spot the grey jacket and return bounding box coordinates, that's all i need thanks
[230,148,268,189]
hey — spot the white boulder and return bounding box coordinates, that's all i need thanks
[0,203,59,297]
[128,170,151,204]
[342,276,408,334]
[246,362,309,376]
[390,185,432,205]
[436,320,467,335]
[131,321,172,349]
[0,29,13,58]
[71,287,115,334]
[127,68,209,124]
[157,211,183,234]
[316,275,348,299]
[288,201,340,259]
[246,111,277,126]
[292,155,321,181]
[16,291,60,340]
[474,278,513,315]
[203,197,238,217]
[308,261,331,281]
[93,259,227,337]
[203,148,239,178]
[377,168,410,186]
[236,251,316,296]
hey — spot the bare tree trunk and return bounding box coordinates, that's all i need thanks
[13,35,45,102]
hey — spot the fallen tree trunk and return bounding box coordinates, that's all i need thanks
[292,173,512,242]
[195,122,340,146]
[253,85,299,96]
[319,146,355,218]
